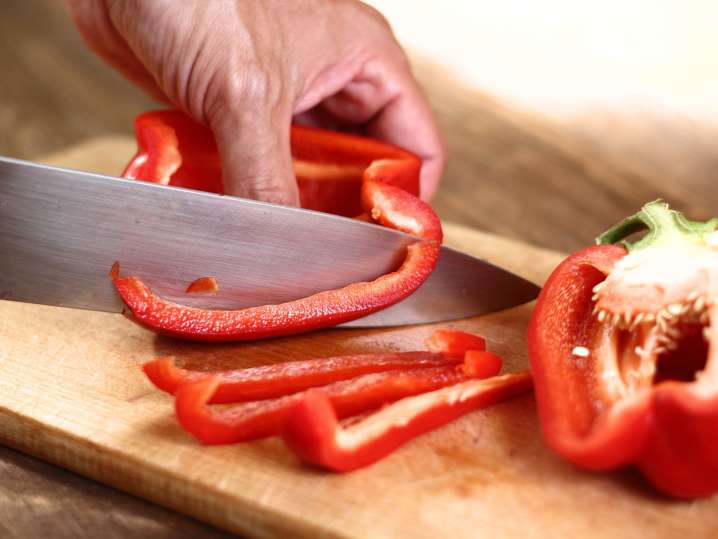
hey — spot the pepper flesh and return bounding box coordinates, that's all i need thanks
[144,351,459,404]
[113,180,441,341]
[123,110,421,217]
[282,371,532,472]
[185,277,219,294]
[425,329,486,358]
[528,201,718,498]
[174,354,502,445]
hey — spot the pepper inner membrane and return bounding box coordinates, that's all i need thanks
[653,323,709,384]
[609,311,710,393]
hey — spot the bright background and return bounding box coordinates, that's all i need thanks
[369,0,718,119]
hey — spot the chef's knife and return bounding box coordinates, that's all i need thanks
[0,157,539,327]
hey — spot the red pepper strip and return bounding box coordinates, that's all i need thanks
[425,329,487,359]
[174,354,502,444]
[529,241,718,497]
[108,261,120,279]
[113,180,441,341]
[282,371,533,472]
[123,110,420,217]
[144,351,458,404]
[461,350,503,379]
[185,276,219,294]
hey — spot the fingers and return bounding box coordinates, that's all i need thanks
[365,78,446,201]
[208,103,299,207]
[296,56,446,202]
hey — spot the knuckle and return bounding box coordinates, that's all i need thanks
[204,60,285,127]
[351,1,392,32]
[234,177,298,206]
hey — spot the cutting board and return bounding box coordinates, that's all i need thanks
[1,138,717,539]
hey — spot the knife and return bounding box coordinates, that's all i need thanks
[0,157,539,327]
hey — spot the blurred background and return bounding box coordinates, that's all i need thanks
[3,1,718,253]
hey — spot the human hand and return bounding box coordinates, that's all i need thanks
[66,0,445,205]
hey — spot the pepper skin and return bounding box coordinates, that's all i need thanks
[123,110,421,217]
[113,179,441,341]
[282,371,532,472]
[425,329,487,359]
[528,201,718,498]
[144,351,459,404]
[174,353,502,445]
[185,277,219,294]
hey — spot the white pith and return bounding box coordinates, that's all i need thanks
[591,242,718,394]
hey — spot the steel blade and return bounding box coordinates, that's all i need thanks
[0,157,539,326]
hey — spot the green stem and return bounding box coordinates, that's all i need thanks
[596,200,718,252]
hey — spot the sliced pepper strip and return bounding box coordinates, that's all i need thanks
[282,371,533,472]
[425,329,487,358]
[144,351,458,404]
[113,180,441,341]
[461,350,503,379]
[185,277,219,294]
[174,354,503,445]
[123,110,421,217]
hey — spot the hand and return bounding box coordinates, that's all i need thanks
[66,0,445,205]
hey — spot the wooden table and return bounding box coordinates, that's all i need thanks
[2,1,718,537]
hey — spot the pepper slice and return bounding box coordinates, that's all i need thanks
[185,277,219,294]
[282,371,532,472]
[425,329,487,358]
[144,351,459,404]
[113,179,441,341]
[528,201,718,498]
[123,110,421,217]
[174,353,502,445]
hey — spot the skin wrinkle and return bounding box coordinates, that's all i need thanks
[175,11,213,119]
[65,0,445,203]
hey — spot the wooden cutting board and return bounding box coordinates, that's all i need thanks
[1,138,717,539]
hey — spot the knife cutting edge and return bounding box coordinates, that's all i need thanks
[0,156,540,327]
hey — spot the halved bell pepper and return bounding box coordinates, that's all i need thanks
[117,113,438,341]
[528,201,718,498]
[123,110,421,217]
[282,371,532,471]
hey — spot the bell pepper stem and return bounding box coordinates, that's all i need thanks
[597,199,718,251]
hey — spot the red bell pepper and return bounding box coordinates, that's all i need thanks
[174,352,503,445]
[144,330,492,404]
[282,371,532,471]
[185,277,218,294]
[113,179,441,341]
[425,329,486,358]
[123,110,421,217]
[144,351,459,404]
[528,201,718,498]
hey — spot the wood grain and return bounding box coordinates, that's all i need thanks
[0,447,234,539]
[2,137,718,539]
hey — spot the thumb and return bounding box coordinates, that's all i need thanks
[210,108,299,206]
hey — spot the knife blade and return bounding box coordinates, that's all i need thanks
[0,157,539,327]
